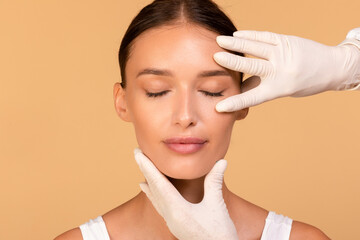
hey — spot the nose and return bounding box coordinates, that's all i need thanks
[172,91,198,128]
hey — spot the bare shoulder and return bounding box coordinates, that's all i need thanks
[54,227,82,240]
[290,221,330,240]
[54,193,142,240]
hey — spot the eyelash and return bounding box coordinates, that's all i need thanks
[146,90,170,98]
[199,90,224,97]
[146,90,224,98]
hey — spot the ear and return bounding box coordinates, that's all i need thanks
[113,82,132,122]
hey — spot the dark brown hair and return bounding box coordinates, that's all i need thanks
[119,0,243,88]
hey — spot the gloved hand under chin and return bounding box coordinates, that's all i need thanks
[133,148,239,240]
[214,30,360,112]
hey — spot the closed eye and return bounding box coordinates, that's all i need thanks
[146,90,170,98]
[199,90,224,97]
[145,90,224,98]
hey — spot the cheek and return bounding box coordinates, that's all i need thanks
[204,111,237,157]
[128,96,172,162]
[130,101,165,144]
[199,96,237,139]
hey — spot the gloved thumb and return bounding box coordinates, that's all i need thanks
[216,84,268,112]
[204,159,227,202]
[134,148,186,216]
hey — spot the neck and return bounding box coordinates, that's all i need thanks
[167,175,206,203]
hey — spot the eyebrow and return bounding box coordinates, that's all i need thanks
[136,68,231,78]
[197,70,231,78]
[136,68,173,78]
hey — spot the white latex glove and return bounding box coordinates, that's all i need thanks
[214,30,360,112]
[133,148,239,240]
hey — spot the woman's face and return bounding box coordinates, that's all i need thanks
[114,24,248,179]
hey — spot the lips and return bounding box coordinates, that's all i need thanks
[163,137,207,154]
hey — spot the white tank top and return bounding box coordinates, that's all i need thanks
[79,211,292,240]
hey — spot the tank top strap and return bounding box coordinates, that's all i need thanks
[79,211,292,240]
[79,216,110,240]
[260,211,293,240]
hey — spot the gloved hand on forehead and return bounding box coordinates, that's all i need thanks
[133,148,239,240]
[213,29,360,112]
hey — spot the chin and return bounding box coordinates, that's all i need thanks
[141,147,223,180]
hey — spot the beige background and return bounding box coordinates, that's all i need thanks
[1,0,359,239]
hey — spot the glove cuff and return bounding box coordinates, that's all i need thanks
[338,28,360,91]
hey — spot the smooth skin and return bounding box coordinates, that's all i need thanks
[54,24,330,240]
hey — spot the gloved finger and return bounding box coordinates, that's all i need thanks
[204,159,227,202]
[216,85,269,112]
[139,182,164,217]
[134,148,185,204]
[233,30,280,46]
[214,52,271,76]
[216,36,272,59]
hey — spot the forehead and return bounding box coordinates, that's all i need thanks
[126,24,226,77]
[133,23,219,47]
